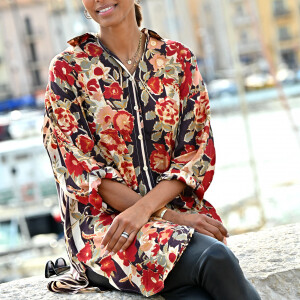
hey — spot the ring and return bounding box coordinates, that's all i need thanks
[121,231,129,239]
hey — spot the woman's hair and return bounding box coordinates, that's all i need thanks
[135,3,143,27]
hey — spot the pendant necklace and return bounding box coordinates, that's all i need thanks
[127,31,143,66]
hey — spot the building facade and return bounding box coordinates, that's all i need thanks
[0,0,95,102]
[0,0,300,103]
[256,0,300,69]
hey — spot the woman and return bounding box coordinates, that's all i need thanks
[43,0,261,299]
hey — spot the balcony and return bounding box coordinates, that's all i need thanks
[273,8,291,17]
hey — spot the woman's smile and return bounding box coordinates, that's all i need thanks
[96,4,118,16]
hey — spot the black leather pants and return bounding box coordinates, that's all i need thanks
[86,232,261,300]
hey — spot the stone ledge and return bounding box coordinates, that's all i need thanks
[0,223,299,300]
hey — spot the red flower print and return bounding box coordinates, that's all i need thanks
[117,237,137,267]
[96,106,116,130]
[141,269,164,293]
[94,67,104,76]
[65,152,85,176]
[147,77,163,95]
[76,135,94,154]
[146,262,156,270]
[89,188,103,211]
[151,243,160,257]
[150,144,170,173]
[169,253,176,263]
[76,52,89,59]
[158,228,173,245]
[87,78,100,94]
[180,62,193,99]
[164,132,175,151]
[77,242,92,263]
[204,139,215,163]
[162,78,174,86]
[103,82,123,99]
[54,107,78,135]
[75,194,89,205]
[166,41,192,63]
[201,200,222,222]
[155,97,179,126]
[149,53,168,72]
[90,206,101,216]
[166,41,180,57]
[53,60,75,85]
[181,144,196,156]
[147,37,164,50]
[100,129,128,155]
[194,98,208,124]
[113,111,134,141]
[99,255,117,277]
[202,170,214,191]
[88,121,96,135]
[84,43,103,57]
[98,212,113,225]
[120,160,138,188]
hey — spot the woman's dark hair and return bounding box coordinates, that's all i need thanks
[135,3,143,27]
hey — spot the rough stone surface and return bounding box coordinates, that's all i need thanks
[0,223,299,300]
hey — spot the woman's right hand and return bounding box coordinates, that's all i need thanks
[181,213,229,242]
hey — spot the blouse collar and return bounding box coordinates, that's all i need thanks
[67,28,164,53]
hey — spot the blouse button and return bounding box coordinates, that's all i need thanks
[143,166,148,171]
[138,134,143,140]
[129,77,134,81]
[134,105,139,111]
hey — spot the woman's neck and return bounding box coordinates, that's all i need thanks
[99,20,141,62]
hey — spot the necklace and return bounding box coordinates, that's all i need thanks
[127,31,143,66]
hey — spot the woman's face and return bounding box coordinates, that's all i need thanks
[82,0,136,28]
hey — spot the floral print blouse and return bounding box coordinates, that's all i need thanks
[43,28,221,297]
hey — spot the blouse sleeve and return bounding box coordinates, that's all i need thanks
[156,51,216,201]
[43,54,125,213]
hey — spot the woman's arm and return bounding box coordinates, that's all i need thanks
[99,179,228,255]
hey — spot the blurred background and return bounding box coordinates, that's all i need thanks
[0,0,299,284]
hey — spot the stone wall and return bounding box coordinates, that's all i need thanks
[1,223,299,300]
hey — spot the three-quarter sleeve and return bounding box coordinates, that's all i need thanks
[43,54,125,213]
[156,52,216,201]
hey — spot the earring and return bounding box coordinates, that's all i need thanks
[136,0,141,4]
[84,9,92,19]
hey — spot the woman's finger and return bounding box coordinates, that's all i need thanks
[111,230,135,255]
[206,217,229,237]
[101,219,119,249]
[203,222,224,242]
[120,231,137,252]
[105,225,126,253]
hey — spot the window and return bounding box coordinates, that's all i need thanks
[278,26,291,41]
[273,0,289,16]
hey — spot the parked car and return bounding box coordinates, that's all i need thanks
[244,73,275,90]
[8,109,44,139]
[276,69,296,85]
[207,79,238,99]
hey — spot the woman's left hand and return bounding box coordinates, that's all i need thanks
[100,203,151,256]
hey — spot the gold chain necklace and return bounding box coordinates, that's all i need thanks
[127,31,143,66]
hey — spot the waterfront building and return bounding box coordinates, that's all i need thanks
[256,0,300,69]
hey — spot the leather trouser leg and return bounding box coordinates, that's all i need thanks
[159,232,261,300]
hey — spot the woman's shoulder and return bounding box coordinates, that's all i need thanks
[49,33,102,67]
[146,28,195,62]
